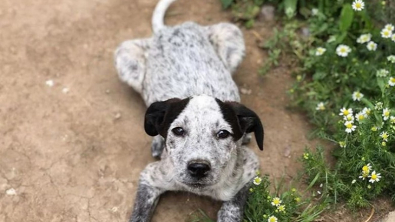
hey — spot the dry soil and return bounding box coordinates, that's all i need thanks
[0,0,325,221]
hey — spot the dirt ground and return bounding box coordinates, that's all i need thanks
[1,0,388,221]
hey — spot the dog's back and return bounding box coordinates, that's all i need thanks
[115,0,245,106]
[143,22,240,105]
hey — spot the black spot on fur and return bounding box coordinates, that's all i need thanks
[215,99,264,150]
[144,98,190,138]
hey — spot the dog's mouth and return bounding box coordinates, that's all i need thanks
[183,182,209,190]
[184,182,206,187]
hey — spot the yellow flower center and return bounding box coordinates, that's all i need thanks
[355,3,362,8]
[254,177,261,184]
[382,134,388,139]
[340,48,347,53]
[391,78,395,83]
[384,111,390,117]
[269,217,277,222]
[384,31,390,36]
[371,174,377,180]
[273,199,280,205]
[358,115,364,121]
[362,166,369,173]
[344,110,349,115]
[346,122,353,129]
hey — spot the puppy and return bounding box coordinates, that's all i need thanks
[114,0,264,221]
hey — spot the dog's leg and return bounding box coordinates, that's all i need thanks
[129,162,166,222]
[217,183,250,222]
[114,38,151,94]
[151,135,164,158]
[206,23,245,74]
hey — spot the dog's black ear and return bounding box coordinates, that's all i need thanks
[144,98,190,137]
[216,100,264,151]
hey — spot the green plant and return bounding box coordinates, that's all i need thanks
[214,0,395,220]
[288,0,395,209]
[244,173,327,222]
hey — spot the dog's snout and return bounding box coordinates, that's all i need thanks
[187,161,211,178]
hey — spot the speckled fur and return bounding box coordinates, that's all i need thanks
[114,0,263,221]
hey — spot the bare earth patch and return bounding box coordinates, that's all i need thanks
[2,0,389,221]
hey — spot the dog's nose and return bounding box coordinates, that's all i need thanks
[187,161,211,178]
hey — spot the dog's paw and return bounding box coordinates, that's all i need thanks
[242,134,252,145]
[151,136,165,158]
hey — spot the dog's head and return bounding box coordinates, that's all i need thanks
[144,95,264,188]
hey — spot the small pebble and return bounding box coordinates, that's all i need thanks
[260,5,275,21]
[114,113,121,119]
[6,188,16,196]
[240,88,252,95]
[105,89,111,94]
[301,27,310,37]
[45,80,54,87]
[62,87,69,94]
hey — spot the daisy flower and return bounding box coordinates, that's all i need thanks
[375,102,383,110]
[380,132,389,141]
[357,33,371,44]
[352,0,365,11]
[352,91,364,101]
[362,163,372,174]
[383,108,390,121]
[355,112,367,122]
[345,121,356,133]
[277,205,286,212]
[359,172,368,180]
[381,29,392,38]
[352,179,356,184]
[339,141,346,148]
[315,47,326,56]
[271,197,282,206]
[389,77,395,86]
[369,171,381,183]
[384,24,395,32]
[339,107,353,116]
[311,8,319,16]
[366,41,377,51]
[253,176,262,185]
[344,114,355,122]
[268,216,278,222]
[316,102,325,110]
[390,116,395,124]
[336,44,352,57]
[388,55,395,63]
[362,107,371,116]
[376,69,389,77]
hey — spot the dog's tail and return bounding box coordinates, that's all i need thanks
[152,0,177,33]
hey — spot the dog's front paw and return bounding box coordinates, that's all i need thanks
[151,135,164,158]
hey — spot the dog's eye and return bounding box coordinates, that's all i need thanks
[172,127,185,136]
[217,130,230,139]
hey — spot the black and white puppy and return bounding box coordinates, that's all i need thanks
[114,0,264,221]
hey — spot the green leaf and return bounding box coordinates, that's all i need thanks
[339,4,354,32]
[313,72,327,81]
[377,77,386,95]
[220,0,234,9]
[284,0,298,19]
